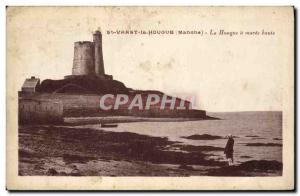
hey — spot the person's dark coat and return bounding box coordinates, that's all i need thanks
[224,138,234,158]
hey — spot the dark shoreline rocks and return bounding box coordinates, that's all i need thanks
[243,143,282,147]
[19,125,227,176]
[245,135,260,138]
[19,125,281,176]
[240,155,252,158]
[182,134,239,140]
[181,134,223,140]
[206,160,282,176]
[172,144,224,152]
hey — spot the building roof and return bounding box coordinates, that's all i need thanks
[22,76,40,89]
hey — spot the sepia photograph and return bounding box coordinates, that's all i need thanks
[6,6,294,190]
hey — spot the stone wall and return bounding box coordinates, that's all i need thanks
[19,98,63,124]
[20,93,206,119]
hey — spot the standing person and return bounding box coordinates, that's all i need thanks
[224,134,234,166]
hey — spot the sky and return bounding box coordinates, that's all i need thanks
[6,7,293,111]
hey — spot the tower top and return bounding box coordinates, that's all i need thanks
[94,27,102,34]
[93,30,102,39]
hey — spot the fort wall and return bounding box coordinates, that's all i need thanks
[20,93,206,119]
[19,98,63,124]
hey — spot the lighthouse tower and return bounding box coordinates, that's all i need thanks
[93,30,105,77]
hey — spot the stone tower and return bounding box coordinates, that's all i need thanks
[93,30,105,76]
[72,41,95,75]
[68,30,111,79]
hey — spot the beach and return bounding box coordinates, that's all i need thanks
[19,111,282,176]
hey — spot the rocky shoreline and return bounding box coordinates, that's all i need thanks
[19,125,282,176]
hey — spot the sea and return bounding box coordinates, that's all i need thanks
[83,111,282,164]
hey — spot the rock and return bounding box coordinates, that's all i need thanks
[70,168,81,176]
[206,160,282,176]
[47,168,58,176]
[179,164,195,171]
[173,144,224,152]
[182,134,223,140]
[240,155,252,158]
[245,135,260,138]
[244,143,282,147]
[237,160,282,171]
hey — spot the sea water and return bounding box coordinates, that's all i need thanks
[88,111,282,164]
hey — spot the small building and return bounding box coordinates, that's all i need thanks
[21,76,40,93]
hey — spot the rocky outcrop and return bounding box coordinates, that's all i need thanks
[37,75,129,94]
